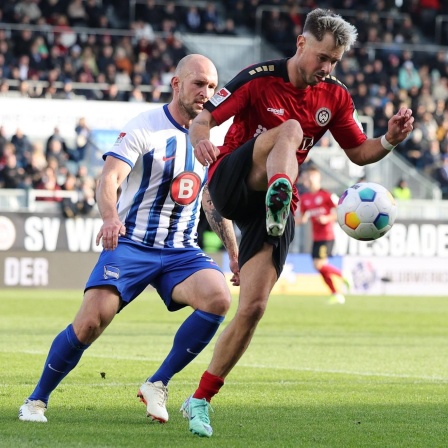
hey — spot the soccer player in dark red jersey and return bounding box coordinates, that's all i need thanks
[296,165,349,304]
[180,8,414,436]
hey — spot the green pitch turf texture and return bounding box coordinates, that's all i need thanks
[1,289,447,448]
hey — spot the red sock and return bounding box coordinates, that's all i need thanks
[193,371,224,403]
[319,264,342,294]
[268,173,292,188]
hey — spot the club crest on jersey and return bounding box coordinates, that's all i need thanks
[315,108,331,127]
[104,265,119,279]
[209,88,231,107]
[114,132,126,145]
[170,171,202,206]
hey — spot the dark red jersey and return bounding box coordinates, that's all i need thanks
[300,189,336,241]
[205,58,367,210]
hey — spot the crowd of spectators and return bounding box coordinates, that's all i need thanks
[1,0,448,201]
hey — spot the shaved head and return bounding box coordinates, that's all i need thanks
[169,54,218,126]
[175,54,218,81]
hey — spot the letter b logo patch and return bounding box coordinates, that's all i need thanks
[170,171,202,205]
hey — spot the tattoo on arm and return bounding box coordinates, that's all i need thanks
[202,186,236,252]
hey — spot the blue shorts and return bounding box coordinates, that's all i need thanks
[85,238,223,311]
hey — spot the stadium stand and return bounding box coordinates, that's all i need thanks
[1,0,448,205]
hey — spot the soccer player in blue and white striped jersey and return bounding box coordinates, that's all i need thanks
[19,54,239,427]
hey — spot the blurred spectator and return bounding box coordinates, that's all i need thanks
[67,0,88,27]
[57,80,77,99]
[419,0,440,39]
[0,126,8,156]
[34,166,62,201]
[45,126,69,155]
[97,44,115,73]
[14,0,42,23]
[185,6,202,33]
[24,142,47,187]
[11,128,33,167]
[103,83,125,101]
[420,139,443,175]
[85,0,106,28]
[397,127,427,167]
[0,152,26,188]
[392,178,412,200]
[435,154,448,199]
[46,138,69,168]
[139,0,164,30]
[131,19,155,44]
[219,18,237,36]
[398,61,422,91]
[13,29,34,57]
[128,86,145,103]
[74,117,90,162]
[60,172,95,217]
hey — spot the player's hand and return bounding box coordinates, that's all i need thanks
[194,139,220,167]
[229,257,240,287]
[96,218,126,250]
[386,107,414,145]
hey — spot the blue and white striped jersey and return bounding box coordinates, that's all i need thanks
[103,104,207,249]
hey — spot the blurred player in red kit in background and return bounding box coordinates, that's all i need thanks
[295,165,349,304]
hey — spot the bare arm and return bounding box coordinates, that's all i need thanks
[343,106,414,166]
[95,156,131,250]
[202,185,240,286]
[190,109,220,166]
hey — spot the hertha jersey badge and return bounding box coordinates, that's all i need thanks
[315,108,331,126]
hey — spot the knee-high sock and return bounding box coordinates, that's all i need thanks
[29,324,89,405]
[148,310,224,386]
[318,264,342,294]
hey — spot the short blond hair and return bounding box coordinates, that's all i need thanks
[303,8,358,51]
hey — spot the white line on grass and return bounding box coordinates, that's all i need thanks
[5,349,448,383]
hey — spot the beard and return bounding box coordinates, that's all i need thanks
[178,88,202,120]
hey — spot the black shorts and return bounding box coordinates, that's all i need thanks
[208,139,294,277]
[311,240,335,260]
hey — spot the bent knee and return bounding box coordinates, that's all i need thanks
[72,317,103,344]
[206,290,232,316]
[279,119,303,142]
[238,301,267,323]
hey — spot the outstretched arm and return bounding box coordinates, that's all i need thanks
[344,106,414,166]
[202,185,240,286]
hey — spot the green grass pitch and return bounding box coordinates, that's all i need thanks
[1,289,448,448]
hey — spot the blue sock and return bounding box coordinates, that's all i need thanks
[29,324,90,405]
[148,310,224,386]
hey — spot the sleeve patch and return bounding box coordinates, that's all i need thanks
[114,132,126,145]
[209,88,231,107]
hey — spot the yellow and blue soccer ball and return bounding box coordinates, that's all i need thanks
[337,182,397,241]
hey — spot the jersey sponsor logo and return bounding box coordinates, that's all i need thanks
[170,171,202,205]
[209,87,231,107]
[315,108,331,126]
[162,155,176,162]
[114,132,126,145]
[298,136,314,151]
[267,107,284,115]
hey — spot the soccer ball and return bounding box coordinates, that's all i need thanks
[336,182,397,241]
